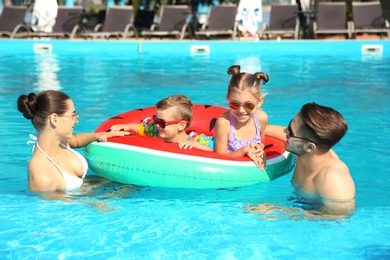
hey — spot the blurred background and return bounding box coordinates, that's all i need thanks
[1,0,389,40]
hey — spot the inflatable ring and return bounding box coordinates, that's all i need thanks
[84,105,295,189]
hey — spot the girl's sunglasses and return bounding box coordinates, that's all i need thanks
[152,115,189,129]
[228,100,258,111]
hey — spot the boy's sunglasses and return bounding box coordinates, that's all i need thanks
[152,115,189,129]
[228,100,258,111]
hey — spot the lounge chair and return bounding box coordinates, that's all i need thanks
[79,6,138,40]
[142,6,190,40]
[350,1,390,39]
[258,4,299,40]
[195,5,239,40]
[0,6,28,39]
[15,6,83,39]
[313,2,351,39]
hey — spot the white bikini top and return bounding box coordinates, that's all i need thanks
[28,134,88,191]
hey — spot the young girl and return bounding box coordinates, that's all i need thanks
[214,65,269,170]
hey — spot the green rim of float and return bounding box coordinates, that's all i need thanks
[84,105,295,189]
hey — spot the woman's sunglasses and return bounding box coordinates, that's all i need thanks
[228,100,258,111]
[152,115,189,129]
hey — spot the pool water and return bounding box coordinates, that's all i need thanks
[1,40,390,259]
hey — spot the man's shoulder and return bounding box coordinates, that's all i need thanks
[315,158,355,200]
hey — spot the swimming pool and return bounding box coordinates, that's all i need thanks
[1,39,390,259]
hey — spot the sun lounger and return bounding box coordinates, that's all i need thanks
[350,1,390,39]
[142,6,191,40]
[78,6,138,40]
[15,6,83,39]
[0,6,28,39]
[313,2,351,39]
[258,4,299,40]
[195,5,239,40]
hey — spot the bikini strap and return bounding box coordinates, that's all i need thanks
[27,134,63,172]
[253,114,261,133]
[229,112,236,133]
[27,134,38,153]
[27,134,37,145]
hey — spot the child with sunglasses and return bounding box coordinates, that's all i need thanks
[110,94,213,151]
[214,65,269,170]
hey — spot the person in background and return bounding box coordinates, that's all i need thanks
[110,94,213,151]
[247,102,355,219]
[17,90,129,193]
[31,0,58,33]
[214,65,269,170]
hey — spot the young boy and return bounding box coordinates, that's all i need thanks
[110,94,213,151]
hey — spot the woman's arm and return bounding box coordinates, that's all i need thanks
[68,130,129,148]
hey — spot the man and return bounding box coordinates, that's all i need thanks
[249,102,355,218]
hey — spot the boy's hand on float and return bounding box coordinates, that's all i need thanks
[178,140,198,149]
[110,124,131,132]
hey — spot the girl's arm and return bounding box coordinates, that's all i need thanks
[214,113,230,154]
[257,109,268,150]
[265,125,287,142]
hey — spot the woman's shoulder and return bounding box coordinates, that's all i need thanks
[28,155,55,179]
[28,157,58,191]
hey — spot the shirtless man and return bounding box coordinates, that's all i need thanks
[249,102,355,218]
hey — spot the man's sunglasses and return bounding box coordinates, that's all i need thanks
[152,115,189,129]
[228,100,258,111]
[285,120,317,145]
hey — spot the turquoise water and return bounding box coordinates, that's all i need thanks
[1,40,390,259]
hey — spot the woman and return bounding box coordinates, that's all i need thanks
[17,90,128,193]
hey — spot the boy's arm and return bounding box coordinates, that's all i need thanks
[110,123,140,133]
